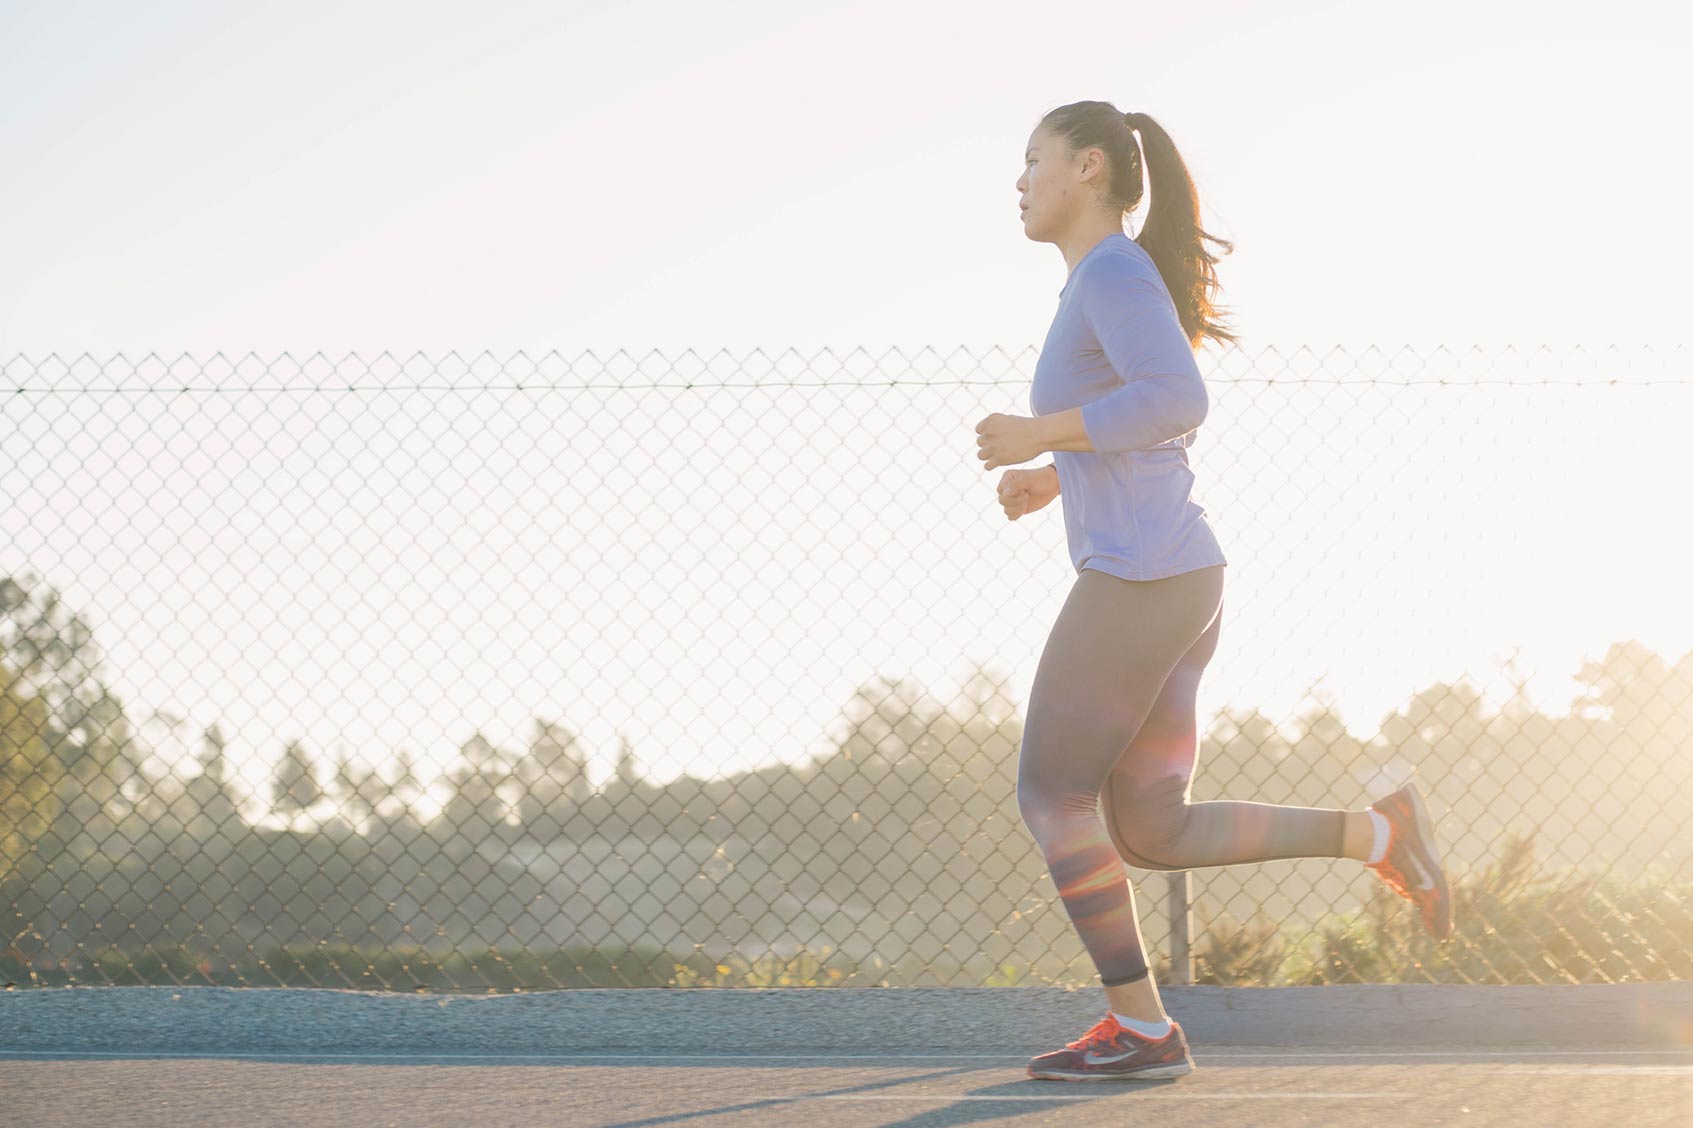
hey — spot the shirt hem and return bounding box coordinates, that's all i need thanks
[1079,556,1228,582]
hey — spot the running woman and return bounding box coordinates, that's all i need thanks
[974,101,1453,1083]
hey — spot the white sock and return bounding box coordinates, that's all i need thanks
[1111,1011,1172,1038]
[1366,808,1391,864]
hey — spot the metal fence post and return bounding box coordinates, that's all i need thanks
[1167,869,1193,985]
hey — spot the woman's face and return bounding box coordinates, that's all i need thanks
[1016,124,1103,243]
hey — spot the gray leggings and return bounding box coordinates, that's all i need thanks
[1015,564,1347,987]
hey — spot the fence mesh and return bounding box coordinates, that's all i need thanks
[2,344,1690,992]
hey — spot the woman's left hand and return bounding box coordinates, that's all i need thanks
[975,413,1046,471]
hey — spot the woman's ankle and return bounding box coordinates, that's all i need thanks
[1342,810,1372,861]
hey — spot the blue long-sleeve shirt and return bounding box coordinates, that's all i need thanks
[1028,232,1228,580]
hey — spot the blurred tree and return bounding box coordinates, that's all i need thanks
[271,738,323,816]
[0,572,142,861]
[442,730,518,845]
[0,647,55,885]
[514,717,590,839]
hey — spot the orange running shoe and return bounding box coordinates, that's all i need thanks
[1026,1012,1195,1081]
[1366,779,1453,940]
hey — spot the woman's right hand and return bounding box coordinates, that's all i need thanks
[997,464,1059,521]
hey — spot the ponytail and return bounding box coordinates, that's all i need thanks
[1042,102,1238,349]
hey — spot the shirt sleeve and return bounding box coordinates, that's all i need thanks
[1074,252,1209,453]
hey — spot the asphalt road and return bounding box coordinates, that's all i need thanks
[6,1045,1691,1128]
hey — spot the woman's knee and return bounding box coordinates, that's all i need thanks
[1104,772,1195,870]
[1104,810,1184,871]
[1015,776,1101,842]
[1115,842,1184,872]
[1017,714,1144,820]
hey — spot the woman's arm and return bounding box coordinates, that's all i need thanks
[1044,254,1209,455]
[1034,408,1095,454]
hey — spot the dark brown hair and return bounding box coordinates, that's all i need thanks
[1039,101,1237,349]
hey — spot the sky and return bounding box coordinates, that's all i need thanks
[3,0,1691,801]
[5,0,1690,357]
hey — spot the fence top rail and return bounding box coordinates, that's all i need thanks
[2,342,1689,392]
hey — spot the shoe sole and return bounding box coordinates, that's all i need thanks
[1398,780,1452,939]
[1028,1059,1194,1081]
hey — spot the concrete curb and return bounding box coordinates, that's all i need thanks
[3,984,1690,1055]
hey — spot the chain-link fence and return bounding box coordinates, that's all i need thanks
[2,345,1690,992]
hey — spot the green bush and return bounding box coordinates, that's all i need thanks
[1275,828,1693,984]
[5,828,1686,991]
